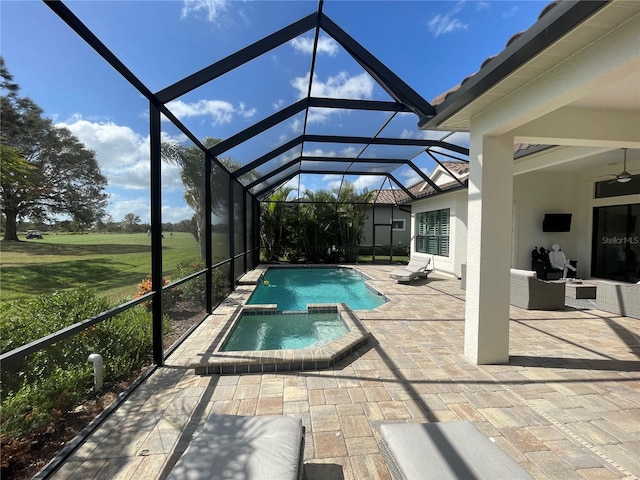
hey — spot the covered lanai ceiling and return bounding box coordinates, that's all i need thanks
[47,0,470,203]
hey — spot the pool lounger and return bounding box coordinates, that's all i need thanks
[380,421,533,480]
[389,256,433,283]
[168,414,305,480]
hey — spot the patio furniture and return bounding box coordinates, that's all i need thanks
[389,256,433,283]
[531,246,577,280]
[167,414,305,480]
[510,268,566,310]
[565,280,597,299]
[379,421,533,480]
[595,280,640,319]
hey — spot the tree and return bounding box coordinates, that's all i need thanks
[1,59,108,241]
[300,189,337,262]
[260,187,295,262]
[120,213,141,233]
[259,181,374,263]
[334,183,374,261]
[161,137,253,259]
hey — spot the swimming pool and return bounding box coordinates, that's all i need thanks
[222,311,349,351]
[204,304,372,374]
[247,267,386,311]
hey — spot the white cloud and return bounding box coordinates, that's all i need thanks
[353,175,385,192]
[289,71,374,127]
[58,117,145,170]
[400,170,422,187]
[428,14,467,37]
[290,118,303,134]
[284,177,305,194]
[57,116,185,191]
[322,174,343,190]
[237,102,257,119]
[292,71,374,101]
[302,148,337,158]
[164,99,257,124]
[108,195,150,224]
[400,128,449,140]
[340,146,360,157]
[427,2,468,37]
[162,204,196,224]
[56,115,194,223]
[290,35,339,56]
[107,195,193,225]
[165,99,232,124]
[181,0,228,22]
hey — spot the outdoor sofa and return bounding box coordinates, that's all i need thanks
[379,420,533,480]
[510,268,566,310]
[595,280,640,319]
[389,256,433,283]
[167,414,305,480]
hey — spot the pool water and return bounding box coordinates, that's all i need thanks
[222,312,349,351]
[248,267,386,311]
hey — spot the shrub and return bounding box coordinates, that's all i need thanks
[175,259,232,306]
[133,274,179,311]
[175,258,206,304]
[0,288,160,439]
[212,263,231,304]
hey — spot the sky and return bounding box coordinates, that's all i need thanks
[1,0,548,225]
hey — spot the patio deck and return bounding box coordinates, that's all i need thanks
[49,265,640,480]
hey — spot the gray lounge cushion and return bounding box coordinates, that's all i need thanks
[380,421,532,480]
[390,256,433,283]
[168,414,304,480]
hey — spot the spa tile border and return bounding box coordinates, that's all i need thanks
[194,303,371,375]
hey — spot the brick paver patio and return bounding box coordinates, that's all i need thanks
[50,265,640,480]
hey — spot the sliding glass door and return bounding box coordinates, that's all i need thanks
[592,203,640,282]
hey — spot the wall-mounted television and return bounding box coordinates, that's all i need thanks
[542,213,572,232]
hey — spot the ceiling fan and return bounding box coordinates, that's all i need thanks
[611,148,632,183]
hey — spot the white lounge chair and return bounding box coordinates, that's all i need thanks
[389,256,433,283]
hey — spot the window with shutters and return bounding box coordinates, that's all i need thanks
[415,208,450,256]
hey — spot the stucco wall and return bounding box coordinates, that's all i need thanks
[407,171,638,280]
[513,171,640,278]
[512,172,581,272]
[410,191,468,278]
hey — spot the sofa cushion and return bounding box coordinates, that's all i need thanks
[510,269,537,278]
[595,281,640,319]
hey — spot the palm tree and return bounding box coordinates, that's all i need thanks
[335,183,375,262]
[301,190,337,262]
[161,137,250,259]
[260,186,294,262]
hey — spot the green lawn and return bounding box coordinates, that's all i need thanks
[1,232,229,304]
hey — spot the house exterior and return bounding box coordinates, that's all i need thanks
[360,189,411,256]
[404,161,469,278]
[412,0,639,364]
[360,161,470,264]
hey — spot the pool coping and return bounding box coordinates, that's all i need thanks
[193,302,372,375]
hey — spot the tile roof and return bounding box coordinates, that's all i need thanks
[372,161,469,205]
[373,189,407,205]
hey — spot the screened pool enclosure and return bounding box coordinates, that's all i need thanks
[3,0,469,370]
